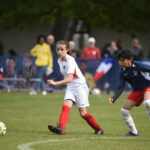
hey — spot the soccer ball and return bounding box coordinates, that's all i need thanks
[92,88,101,95]
[0,122,6,136]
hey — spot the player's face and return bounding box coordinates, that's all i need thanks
[56,44,68,59]
[118,59,132,68]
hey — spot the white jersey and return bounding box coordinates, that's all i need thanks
[58,54,86,88]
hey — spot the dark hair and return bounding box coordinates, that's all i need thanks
[8,57,16,62]
[117,49,133,60]
[36,35,46,43]
[56,40,69,49]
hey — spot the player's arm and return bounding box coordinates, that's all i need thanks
[109,72,125,104]
[47,73,73,86]
[109,85,124,104]
[134,61,150,72]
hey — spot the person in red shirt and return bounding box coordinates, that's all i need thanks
[82,37,101,59]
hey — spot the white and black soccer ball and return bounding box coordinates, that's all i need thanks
[92,88,101,95]
[0,122,6,136]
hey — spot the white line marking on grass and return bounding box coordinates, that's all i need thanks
[18,136,148,150]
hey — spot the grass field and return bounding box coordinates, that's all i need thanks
[0,91,150,150]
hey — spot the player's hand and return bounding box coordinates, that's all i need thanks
[47,80,56,85]
[109,98,114,104]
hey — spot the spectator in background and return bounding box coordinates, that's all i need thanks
[30,35,53,95]
[130,38,144,60]
[82,37,101,59]
[8,48,17,56]
[47,34,57,56]
[17,55,35,89]
[103,41,120,58]
[3,57,17,92]
[68,41,80,58]
[5,57,17,78]
[115,39,122,50]
[101,42,110,58]
[22,55,35,83]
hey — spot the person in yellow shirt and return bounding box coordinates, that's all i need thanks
[30,35,53,95]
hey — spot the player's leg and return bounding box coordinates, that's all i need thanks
[58,100,73,132]
[121,100,138,135]
[74,83,103,134]
[79,107,103,135]
[48,100,73,134]
[143,91,150,120]
[48,89,75,134]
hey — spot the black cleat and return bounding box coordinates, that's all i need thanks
[95,129,104,135]
[48,125,64,135]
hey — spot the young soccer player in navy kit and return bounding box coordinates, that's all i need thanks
[109,49,150,136]
[47,40,103,135]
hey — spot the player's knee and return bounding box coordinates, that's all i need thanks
[79,108,87,117]
[79,110,86,117]
[143,100,150,109]
[80,111,86,117]
[121,108,130,117]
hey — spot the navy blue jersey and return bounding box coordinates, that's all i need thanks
[113,61,150,102]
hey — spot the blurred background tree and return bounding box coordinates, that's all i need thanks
[0,0,150,40]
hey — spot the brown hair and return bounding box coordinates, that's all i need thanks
[56,40,71,55]
[56,40,69,49]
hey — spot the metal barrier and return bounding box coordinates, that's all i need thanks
[1,55,149,92]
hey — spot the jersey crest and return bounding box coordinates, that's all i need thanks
[133,70,137,76]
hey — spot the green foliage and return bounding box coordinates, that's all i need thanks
[0,0,150,33]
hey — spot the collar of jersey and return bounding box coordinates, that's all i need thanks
[59,58,67,62]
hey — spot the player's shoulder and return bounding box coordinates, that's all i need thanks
[132,60,140,65]
[66,54,75,62]
[132,60,144,68]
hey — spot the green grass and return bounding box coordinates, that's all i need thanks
[0,91,150,150]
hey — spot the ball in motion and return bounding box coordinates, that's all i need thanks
[0,122,6,136]
[92,88,101,95]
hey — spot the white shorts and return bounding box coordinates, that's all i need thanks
[64,83,89,108]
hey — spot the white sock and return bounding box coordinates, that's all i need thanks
[143,99,150,120]
[121,108,138,134]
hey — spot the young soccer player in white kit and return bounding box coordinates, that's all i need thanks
[47,40,103,135]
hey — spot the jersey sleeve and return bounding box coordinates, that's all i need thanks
[134,61,150,72]
[112,71,125,103]
[66,58,76,74]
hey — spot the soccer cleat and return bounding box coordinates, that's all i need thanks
[95,129,104,135]
[125,131,139,136]
[48,125,64,135]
